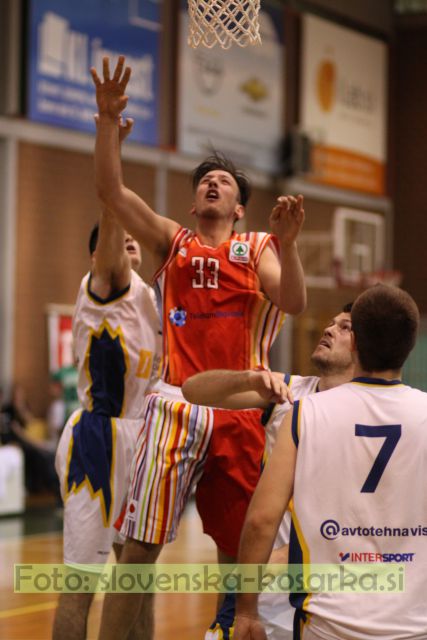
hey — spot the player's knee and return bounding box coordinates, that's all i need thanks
[120,538,162,564]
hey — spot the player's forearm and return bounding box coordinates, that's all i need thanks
[95,115,123,209]
[236,516,277,618]
[278,240,306,315]
[93,209,130,291]
[182,370,264,409]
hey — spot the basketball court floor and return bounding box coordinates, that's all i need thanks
[0,499,218,639]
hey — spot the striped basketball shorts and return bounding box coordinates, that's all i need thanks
[120,381,213,544]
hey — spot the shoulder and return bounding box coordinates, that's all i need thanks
[289,375,320,399]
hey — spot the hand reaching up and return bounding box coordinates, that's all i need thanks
[91,55,131,121]
[269,195,305,247]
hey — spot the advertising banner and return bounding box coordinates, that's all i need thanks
[301,15,388,195]
[28,0,162,145]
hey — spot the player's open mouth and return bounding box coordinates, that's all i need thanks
[318,339,331,349]
[206,190,219,201]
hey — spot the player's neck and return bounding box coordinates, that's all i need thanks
[318,370,353,391]
[195,218,234,248]
[353,366,402,381]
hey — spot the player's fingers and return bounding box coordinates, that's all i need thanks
[271,204,283,217]
[120,66,132,89]
[102,56,110,81]
[278,381,293,404]
[113,55,125,82]
[90,67,101,86]
[276,195,289,206]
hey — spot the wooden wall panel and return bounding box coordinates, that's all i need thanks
[394,27,427,312]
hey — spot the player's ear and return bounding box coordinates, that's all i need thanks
[234,204,245,221]
[190,203,196,216]
[350,331,357,352]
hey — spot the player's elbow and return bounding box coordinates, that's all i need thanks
[182,378,198,404]
[280,292,307,316]
[243,507,278,541]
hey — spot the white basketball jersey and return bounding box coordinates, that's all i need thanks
[290,377,427,639]
[263,375,319,550]
[73,271,160,419]
[264,374,320,457]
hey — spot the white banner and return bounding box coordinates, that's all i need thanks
[178,4,284,173]
[300,15,388,194]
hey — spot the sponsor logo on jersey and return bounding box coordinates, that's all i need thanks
[321,519,427,541]
[229,240,250,263]
[339,551,415,563]
[189,310,244,320]
[168,307,187,327]
[178,247,187,258]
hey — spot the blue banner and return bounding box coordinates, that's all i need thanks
[28,0,162,145]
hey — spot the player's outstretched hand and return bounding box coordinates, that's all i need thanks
[250,370,293,405]
[269,194,305,247]
[90,55,131,121]
[234,614,267,640]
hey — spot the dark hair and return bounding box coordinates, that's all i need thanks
[89,224,99,255]
[342,302,353,313]
[351,285,419,372]
[192,151,251,207]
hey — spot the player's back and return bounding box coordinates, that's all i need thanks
[73,271,160,419]
[290,377,427,640]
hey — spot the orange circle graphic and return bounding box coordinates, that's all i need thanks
[316,60,336,112]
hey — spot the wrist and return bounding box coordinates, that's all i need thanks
[279,238,297,250]
[236,596,258,618]
[96,112,121,125]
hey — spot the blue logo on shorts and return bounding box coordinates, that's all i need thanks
[169,307,187,327]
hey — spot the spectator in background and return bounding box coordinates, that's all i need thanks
[0,383,59,496]
[45,376,66,451]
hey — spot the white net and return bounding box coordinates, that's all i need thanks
[188,0,262,49]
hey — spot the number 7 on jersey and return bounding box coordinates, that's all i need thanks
[355,424,401,493]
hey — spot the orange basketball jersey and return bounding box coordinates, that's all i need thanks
[153,228,285,386]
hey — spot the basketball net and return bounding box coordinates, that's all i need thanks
[188,0,262,49]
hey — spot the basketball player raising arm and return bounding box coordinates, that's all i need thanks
[52,117,160,640]
[90,55,306,640]
[90,55,306,314]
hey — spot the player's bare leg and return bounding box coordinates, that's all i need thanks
[113,542,156,640]
[52,592,94,640]
[204,548,237,639]
[97,539,162,640]
[216,548,236,611]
